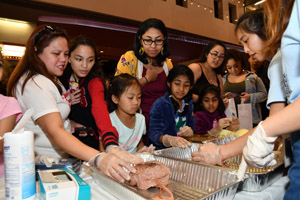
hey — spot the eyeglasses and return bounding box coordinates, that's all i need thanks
[0,61,3,68]
[142,39,164,46]
[209,52,225,60]
[34,25,62,45]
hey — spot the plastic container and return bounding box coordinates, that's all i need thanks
[4,131,36,200]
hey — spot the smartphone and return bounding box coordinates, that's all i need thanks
[225,93,239,98]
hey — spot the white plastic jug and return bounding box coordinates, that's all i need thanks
[4,131,36,200]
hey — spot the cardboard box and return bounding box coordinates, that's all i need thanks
[38,168,90,200]
[36,158,82,175]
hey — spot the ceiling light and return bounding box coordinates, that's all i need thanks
[0,44,25,57]
[254,0,265,5]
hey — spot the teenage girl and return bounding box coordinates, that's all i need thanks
[194,85,240,136]
[107,74,154,153]
[148,65,195,150]
[59,35,143,169]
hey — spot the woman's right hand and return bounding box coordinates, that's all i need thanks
[94,152,138,183]
[70,89,81,105]
[145,68,159,83]
[106,145,144,165]
[191,142,222,165]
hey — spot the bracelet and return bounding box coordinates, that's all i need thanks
[94,152,103,166]
[143,76,149,84]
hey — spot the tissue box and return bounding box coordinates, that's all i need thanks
[36,158,82,175]
[38,168,90,200]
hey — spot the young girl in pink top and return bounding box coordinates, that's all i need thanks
[0,52,22,177]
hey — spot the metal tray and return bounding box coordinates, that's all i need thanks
[154,136,285,192]
[202,136,285,192]
[202,136,237,145]
[153,144,199,160]
[224,152,284,192]
[88,154,240,200]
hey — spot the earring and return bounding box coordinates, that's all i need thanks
[161,47,164,55]
[139,47,144,55]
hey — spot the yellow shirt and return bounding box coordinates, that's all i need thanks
[115,51,173,78]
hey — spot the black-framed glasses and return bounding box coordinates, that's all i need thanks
[209,52,225,60]
[142,39,164,46]
[34,25,62,45]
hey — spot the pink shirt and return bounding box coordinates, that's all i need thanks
[0,94,22,177]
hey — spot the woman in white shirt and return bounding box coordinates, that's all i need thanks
[7,25,143,183]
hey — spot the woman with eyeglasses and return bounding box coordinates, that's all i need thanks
[223,48,267,127]
[116,18,173,144]
[7,25,143,183]
[188,40,227,103]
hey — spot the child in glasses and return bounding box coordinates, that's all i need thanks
[194,85,239,136]
[148,65,195,150]
[107,74,154,153]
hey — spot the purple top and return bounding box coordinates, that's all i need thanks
[141,67,167,128]
[194,110,226,135]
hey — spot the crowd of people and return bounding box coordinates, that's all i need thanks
[0,0,299,198]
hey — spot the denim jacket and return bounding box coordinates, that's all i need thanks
[148,92,195,149]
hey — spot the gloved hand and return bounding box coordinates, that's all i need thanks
[177,126,194,137]
[106,145,144,165]
[137,144,156,153]
[162,135,191,148]
[35,155,60,168]
[243,122,277,168]
[208,118,232,137]
[191,142,222,165]
[228,116,240,131]
[88,152,137,183]
[218,118,232,129]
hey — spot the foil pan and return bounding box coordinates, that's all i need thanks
[153,143,200,160]
[224,152,284,192]
[88,154,240,200]
[202,136,237,145]
[194,136,285,192]
[154,136,285,192]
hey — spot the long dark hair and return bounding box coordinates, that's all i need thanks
[226,48,250,71]
[167,65,194,115]
[133,18,170,66]
[60,35,105,91]
[195,85,225,114]
[235,10,266,41]
[108,73,141,112]
[199,40,227,74]
[7,25,68,96]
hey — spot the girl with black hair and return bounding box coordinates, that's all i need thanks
[107,74,155,153]
[148,65,194,150]
[194,85,239,136]
[116,18,173,143]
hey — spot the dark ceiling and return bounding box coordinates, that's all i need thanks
[0,0,242,65]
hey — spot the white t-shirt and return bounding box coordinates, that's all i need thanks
[109,111,146,153]
[16,74,71,158]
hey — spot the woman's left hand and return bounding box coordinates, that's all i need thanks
[177,126,194,137]
[240,92,250,103]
